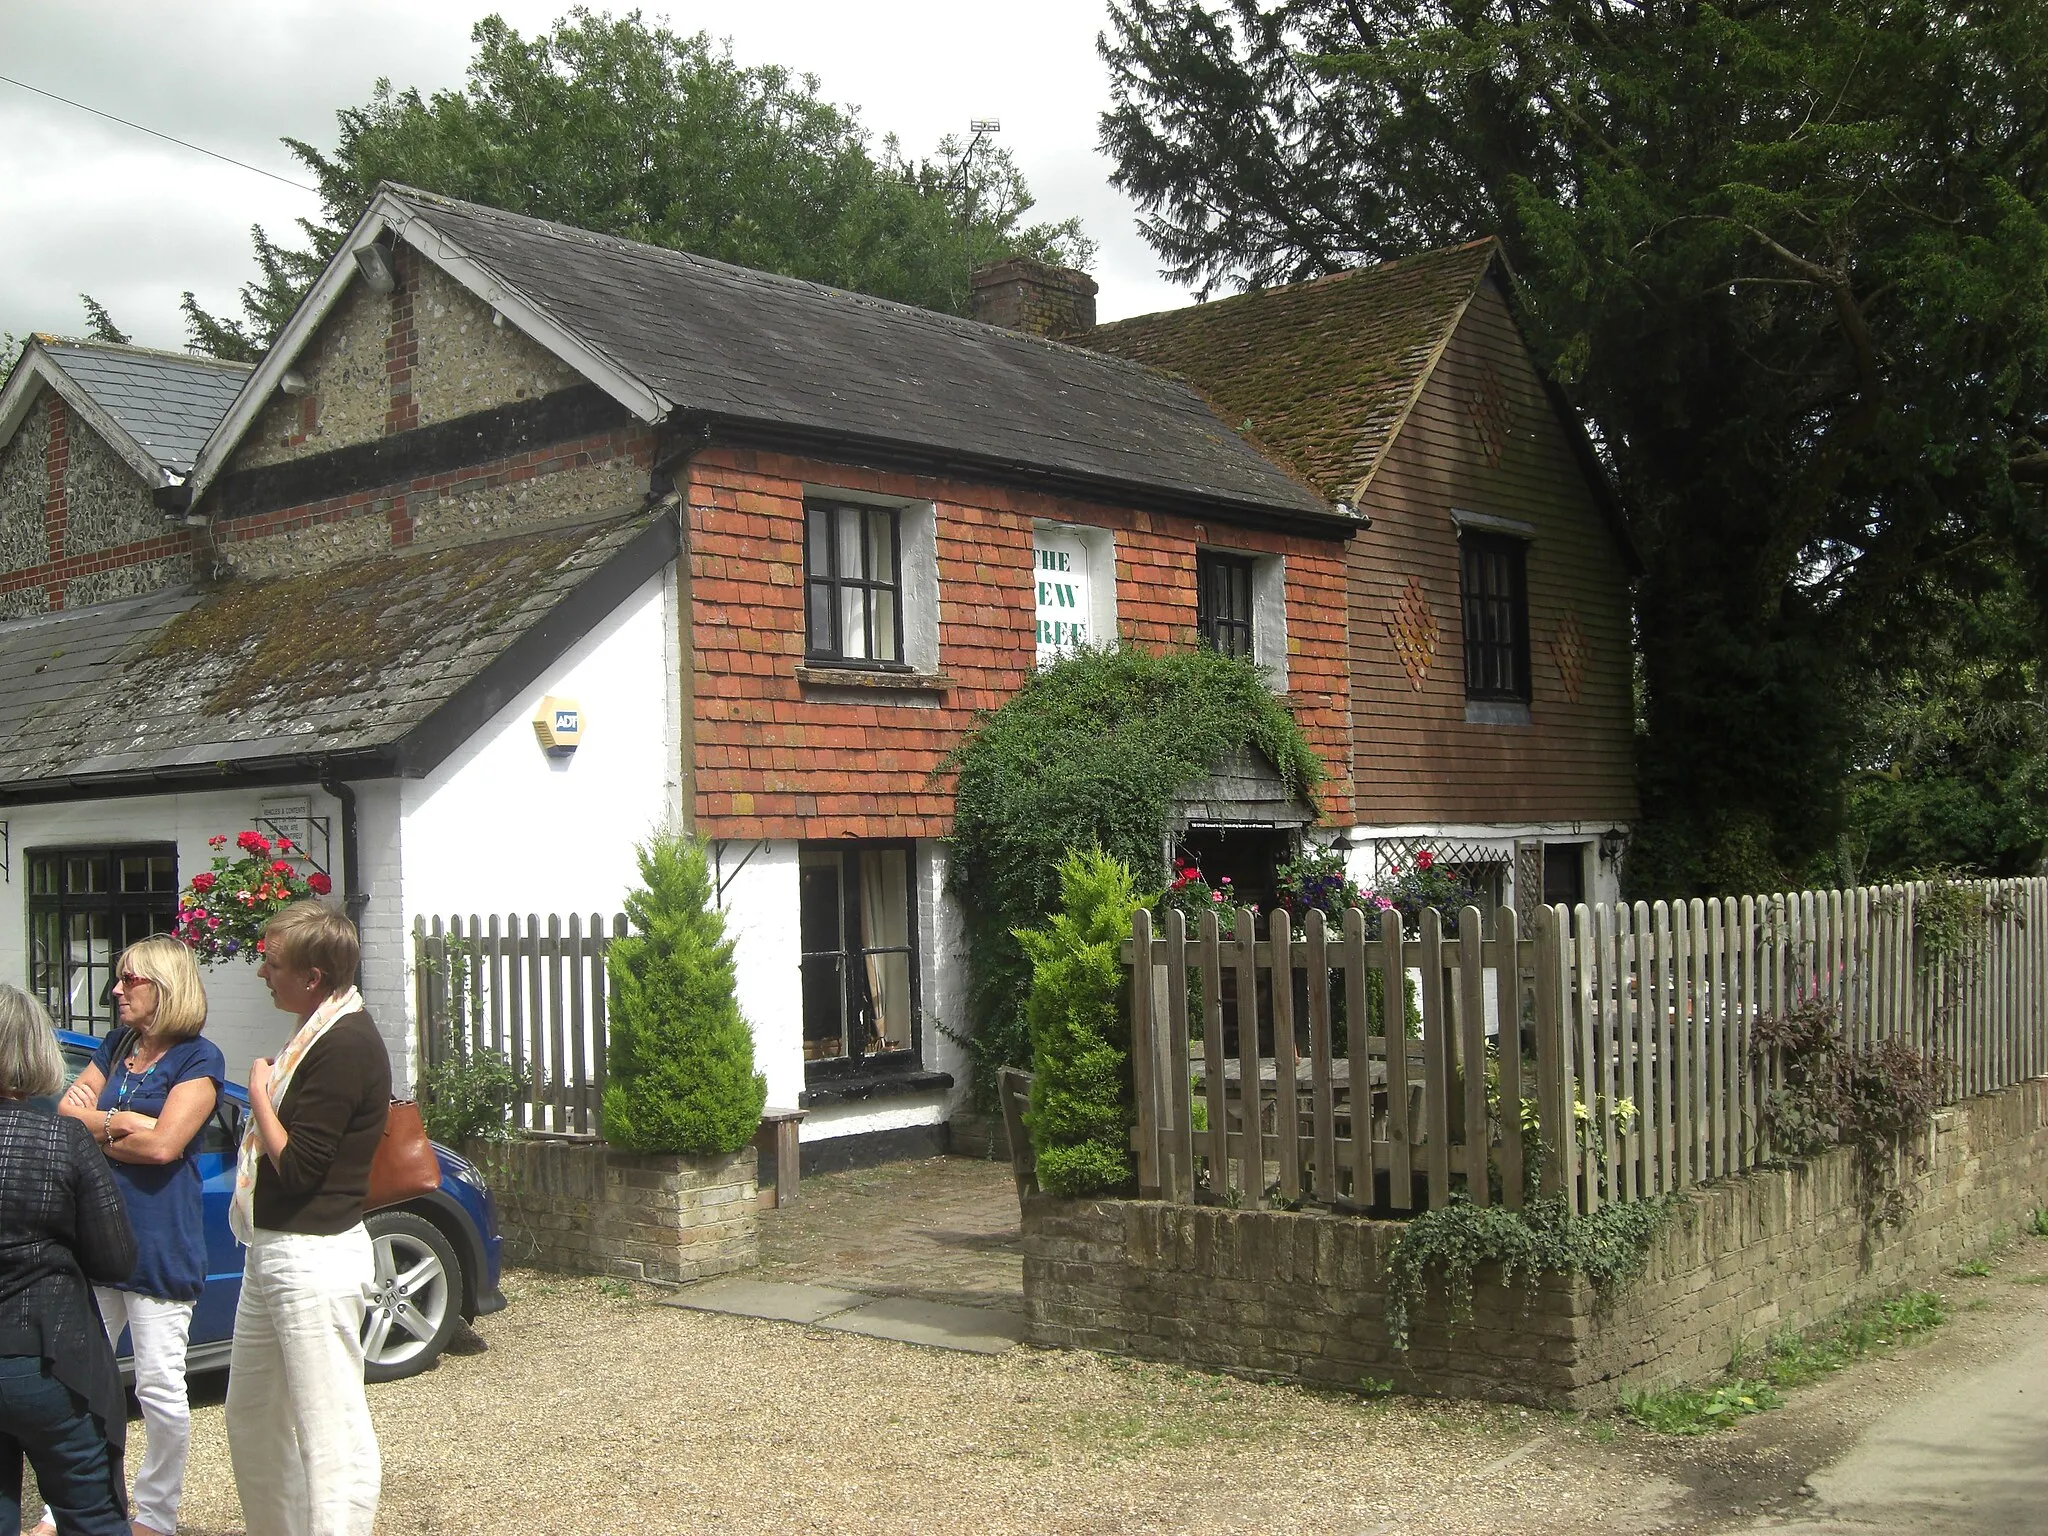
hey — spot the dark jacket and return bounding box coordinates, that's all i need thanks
[0,1099,136,1456]
[253,1012,392,1235]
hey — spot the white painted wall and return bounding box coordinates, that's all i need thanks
[0,784,356,1082]
[715,840,803,1110]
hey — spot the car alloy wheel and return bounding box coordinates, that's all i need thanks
[362,1209,461,1382]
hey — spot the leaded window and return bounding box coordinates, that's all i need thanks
[1196,551,1255,659]
[27,845,179,1034]
[798,844,917,1075]
[1460,533,1531,701]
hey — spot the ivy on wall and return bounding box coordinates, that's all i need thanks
[944,644,1322,1106]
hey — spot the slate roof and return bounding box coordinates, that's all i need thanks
[1081,241,1500,504]
[37,341,251,475]
[0,511,672,800]
[368,188,1338,526]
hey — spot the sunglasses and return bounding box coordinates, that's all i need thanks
[114,972,157,990]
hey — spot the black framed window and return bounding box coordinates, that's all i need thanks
[1196,551,1255,659]
[27,845,179,1034]
[1460,532,1531,700]
[804,500,904,666]
[799,843,919,1076]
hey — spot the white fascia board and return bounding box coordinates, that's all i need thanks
[0,347,170,488]
[384,202,670,429]
[186,190,670,501]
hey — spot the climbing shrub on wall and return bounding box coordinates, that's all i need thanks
[945,645,1322,1106]
[1016,848,1152,1194]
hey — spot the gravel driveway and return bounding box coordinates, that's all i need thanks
[140,1161,2048,1534]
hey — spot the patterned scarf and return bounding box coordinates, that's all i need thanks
[228,985,365,1244]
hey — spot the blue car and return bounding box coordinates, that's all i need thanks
[55,1030,505,1383]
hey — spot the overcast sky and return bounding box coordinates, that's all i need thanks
[0,0,1197,354]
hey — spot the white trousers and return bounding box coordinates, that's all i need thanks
[40,1289,195,1534]
[223,1227,380,1536]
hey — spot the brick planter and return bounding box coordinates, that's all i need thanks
[1023,1077,2048,1408]
[466,1138,758,1283]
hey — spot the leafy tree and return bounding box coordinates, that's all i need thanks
[1100,0,2048,893]
[78,295,129,346]
[1018,848,1151,1195]
[602,831,766,1156]
[185,8,1093,355]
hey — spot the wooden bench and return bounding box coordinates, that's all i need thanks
[753,1106,806,1209]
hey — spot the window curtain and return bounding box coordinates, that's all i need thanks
[858,850,911,1052]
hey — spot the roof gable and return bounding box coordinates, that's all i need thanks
[0,337,249,485]
[190,187,1341,529]
[1084,242,1499,507]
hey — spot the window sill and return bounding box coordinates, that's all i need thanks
[798,1067,954,1108]
[1465,699,1532,727]
[796,665,952,697]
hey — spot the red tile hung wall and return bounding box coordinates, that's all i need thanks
[687,448,1353,842]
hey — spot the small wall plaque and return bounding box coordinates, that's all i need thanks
[533,696,582,755]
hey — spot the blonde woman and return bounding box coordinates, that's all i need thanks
[226,901,388,1536]
[46,936,222,1536]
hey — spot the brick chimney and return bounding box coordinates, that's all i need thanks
[971,257,1098,338]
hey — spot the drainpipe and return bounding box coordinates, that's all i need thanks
[319,769,366,990]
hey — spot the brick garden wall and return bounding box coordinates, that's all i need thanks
[1023,1076,2048,1408]
[469,1139,758,1284]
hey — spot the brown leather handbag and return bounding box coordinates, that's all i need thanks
[365,1100,440,1212]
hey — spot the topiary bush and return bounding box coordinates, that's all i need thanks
[946,644,1322,1107]
[601,831,767,1156]
[1016,848,1152,1195]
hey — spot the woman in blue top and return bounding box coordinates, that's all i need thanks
[46,935,223,1536]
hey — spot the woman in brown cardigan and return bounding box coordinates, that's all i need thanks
[224,902,389,1536]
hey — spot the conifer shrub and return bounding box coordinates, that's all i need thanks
[1017,848,1151,1195]
[601,832,767,1156]
[946,644,1321,1106]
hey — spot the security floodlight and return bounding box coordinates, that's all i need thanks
[971,119,1000,133]
[353,244,397,295]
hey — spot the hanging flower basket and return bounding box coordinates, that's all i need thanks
[176,830,332,964]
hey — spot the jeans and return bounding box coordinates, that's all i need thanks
[41,1291,194,1534]
[224,1227,380,1536]
[0,1354,127,1536]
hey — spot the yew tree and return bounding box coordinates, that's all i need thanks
[1102,0,2048,892]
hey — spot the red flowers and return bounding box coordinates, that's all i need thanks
[270,859,294,875]
[180,829,327,965]
[190,872,217,894]
[307,873,333,895]
[1414,849,1437,870]
[237,830,272,856]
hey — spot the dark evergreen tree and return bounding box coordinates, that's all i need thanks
[78,295,129,346]
[1100,0,2048,892]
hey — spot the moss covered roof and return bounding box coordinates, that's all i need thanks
[0,511,668,795]
[1082,241,1499,503]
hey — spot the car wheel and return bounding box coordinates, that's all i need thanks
[362,1209,461,1383]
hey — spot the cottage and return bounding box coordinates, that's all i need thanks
[1082,242,1640,917]
[0,193,1634,1168]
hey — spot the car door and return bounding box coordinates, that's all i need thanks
[188,1096,247,1353]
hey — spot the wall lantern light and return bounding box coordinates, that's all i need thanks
[533,696,582,756]
[1598,827,1630,864]
[354,243,397,295]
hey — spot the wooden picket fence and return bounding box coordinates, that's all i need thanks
[413,913,626,1138]
[1127,876,2048,1213]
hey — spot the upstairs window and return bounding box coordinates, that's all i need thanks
[1460,533,1530,701]
[27,845,179,1034]
[804,499,903,666]
[1196,551,1256,660]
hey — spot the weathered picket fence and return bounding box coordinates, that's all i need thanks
[413,913,625,1137]
[1127,876,2048,1213]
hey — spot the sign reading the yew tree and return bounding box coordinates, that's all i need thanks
[1035,528,1093,664]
